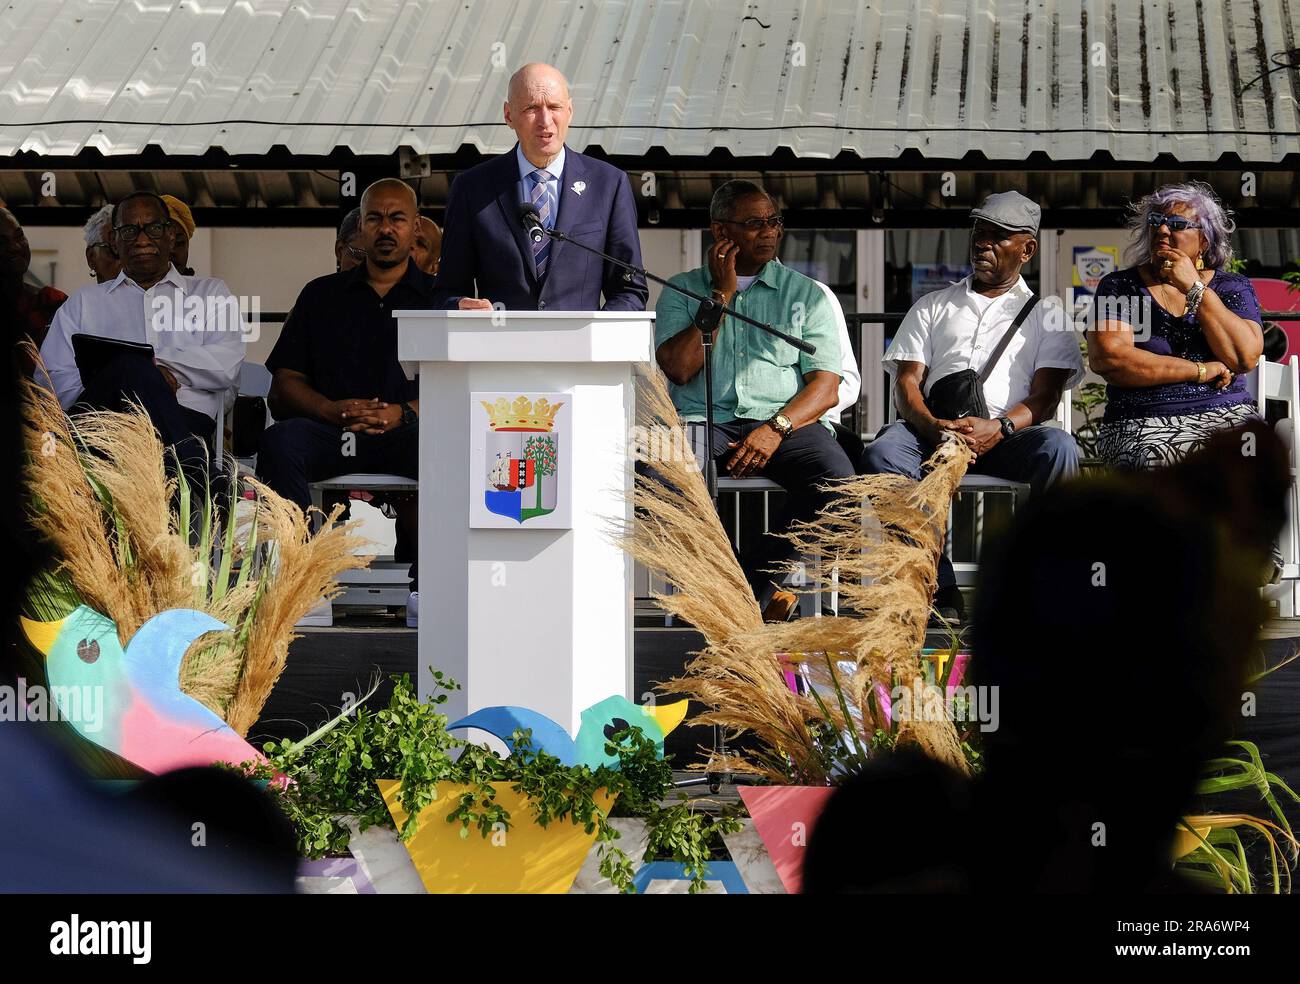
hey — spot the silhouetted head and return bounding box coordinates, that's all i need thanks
[804,747,972,893]
[969,420,1287,890]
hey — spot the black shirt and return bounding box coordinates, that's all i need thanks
[266,259,434,405]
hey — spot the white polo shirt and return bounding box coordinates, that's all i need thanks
[39,265,245,421]
[883,275,1083,417]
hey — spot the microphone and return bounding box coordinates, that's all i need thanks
[517,202,545,244]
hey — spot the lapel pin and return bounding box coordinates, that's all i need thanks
[571,181,586,196]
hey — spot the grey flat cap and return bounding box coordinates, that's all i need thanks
[970,191,1041,236]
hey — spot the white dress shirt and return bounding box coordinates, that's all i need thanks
[515,143,565,220]
[883,275,1083,417]
[812,279,862,421]
[39,265,244,421]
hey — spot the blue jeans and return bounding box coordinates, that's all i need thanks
[861,421,1079,590]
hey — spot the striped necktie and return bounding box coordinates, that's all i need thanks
[529,169,554,276]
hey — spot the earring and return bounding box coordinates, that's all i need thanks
[1195,255,1205,270]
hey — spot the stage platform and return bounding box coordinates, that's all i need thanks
[249,609,1300,823]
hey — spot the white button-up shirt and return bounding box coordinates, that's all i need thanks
[39,265,244,421]
[883,275,1083,417]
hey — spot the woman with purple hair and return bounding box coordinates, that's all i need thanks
[1087,181,1263,469]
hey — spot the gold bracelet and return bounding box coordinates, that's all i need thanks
[1196,362,1206,384]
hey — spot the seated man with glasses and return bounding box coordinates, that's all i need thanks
[862,191,1083,626]
[654,179,853,622]
[38,191,244,484]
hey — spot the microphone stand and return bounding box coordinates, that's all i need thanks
[525,215,815,503]
[525,212,817,793]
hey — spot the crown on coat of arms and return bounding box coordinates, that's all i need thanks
[481,396,563,431]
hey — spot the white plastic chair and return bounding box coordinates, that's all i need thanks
[1252,355,1300,616]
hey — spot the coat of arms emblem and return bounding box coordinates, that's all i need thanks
[481,395,563,524]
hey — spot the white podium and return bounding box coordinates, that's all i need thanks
[397,310,653,733]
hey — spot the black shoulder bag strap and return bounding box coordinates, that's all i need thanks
[977,292,1041,384]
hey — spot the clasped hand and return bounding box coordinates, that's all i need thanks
[927,416,1002,459]
[331,397,400,435]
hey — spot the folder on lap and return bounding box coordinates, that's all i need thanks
[71,334,156,386]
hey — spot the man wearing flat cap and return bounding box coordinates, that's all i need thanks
[862,191,1084,624]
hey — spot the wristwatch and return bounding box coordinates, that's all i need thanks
[400,401,417,426]
[768,412,794,438]
[997,415,1016,438]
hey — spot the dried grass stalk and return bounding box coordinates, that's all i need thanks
[617,365,761,644]
[21,367,370,733]
[620,365,975,781]
[21,375,185,640]
[224,477,363,736]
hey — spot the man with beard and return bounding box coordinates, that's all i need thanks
[258,178,429,616]
[861,192,1083,625]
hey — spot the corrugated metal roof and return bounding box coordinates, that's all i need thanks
[3,0,1300,162]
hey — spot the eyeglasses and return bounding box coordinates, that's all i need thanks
[1146,212,1200,232]
[723,215,784,232]
[89,241,114,252]
[342,242,367,260]
[113,220,171,242]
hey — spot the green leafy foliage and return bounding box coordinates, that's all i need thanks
[641,800,744,893]
[247,671,463,856]
[1173,740,1300,893]
[247,675,736,893]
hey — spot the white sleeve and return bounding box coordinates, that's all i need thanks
[1030,297,1086,391]
[37,298,84,410]
[882,298,931,376]
[814,280,860,419]
[156,284,245,403]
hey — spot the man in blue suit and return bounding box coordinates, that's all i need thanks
[433,63,647,312]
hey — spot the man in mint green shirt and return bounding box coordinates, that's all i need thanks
[654,180,853,621]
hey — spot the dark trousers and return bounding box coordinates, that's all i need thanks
[257,417,420,588]
[690,419,856,606]
[74,352,217,490]
[861,420,1079,590]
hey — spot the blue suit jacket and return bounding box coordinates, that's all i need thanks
[431,145,648,311]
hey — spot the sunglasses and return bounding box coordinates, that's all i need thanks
[1146,212,1200,232]
[723,215,785,232]
[113,220,172,242]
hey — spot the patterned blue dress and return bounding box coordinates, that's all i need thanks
[1091,266,1262,470]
